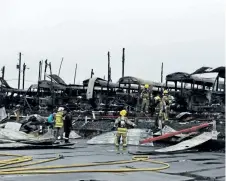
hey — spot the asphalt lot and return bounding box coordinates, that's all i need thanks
[0,139,225,181]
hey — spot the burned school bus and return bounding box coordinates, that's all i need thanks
[165,66,225,113]
[24,74,86,111]
[0,77,27,109]
[83,76,168,112]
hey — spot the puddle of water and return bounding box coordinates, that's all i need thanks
[190,158,216,161]
[167,158,218,163]
[203,162,222,165]
[172,172,218,181]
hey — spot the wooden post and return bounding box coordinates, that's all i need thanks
[58,57,64,76]
[74,63,77,84]
[122,48,125,77]
[161,62,163,92]
[107,52,110,107]
[91,69,94,78]
[1,66,5,79]
[107,51,110,94]
[49,62,54,112]
[37,61,42,108]
[17,52,22,89]
[44,59,48,80]
[161,62,163,83]
[22,63,26,89]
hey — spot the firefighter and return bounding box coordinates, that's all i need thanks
[154,95,162,127]
[63,109,72,143]
[154,93,170,129]
[162,90,172,121]
[54,107,64,140]
[114,110,136,147]
[140,84,151,113]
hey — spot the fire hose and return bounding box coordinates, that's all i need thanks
[0,153,170,175]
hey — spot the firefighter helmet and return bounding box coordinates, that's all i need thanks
[58,107,64,112]
[163,90,168,94]
[154,96,161,101]
[120,110,127,116]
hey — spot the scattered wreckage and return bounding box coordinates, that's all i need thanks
[0,108,224,152]
[0,111,81,149]
[0,65,225,151]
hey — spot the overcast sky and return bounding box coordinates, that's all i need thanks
[0,0,225,88]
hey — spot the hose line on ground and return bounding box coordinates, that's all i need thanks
[0,153,170,175]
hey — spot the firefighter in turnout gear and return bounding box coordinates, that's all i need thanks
[154,95,162,127]
[63,109,72,143]
[114,110,136,147]
[154,90,172,126]
[162,90,172,121]
[54,107,64,140]
[140,84,151,113]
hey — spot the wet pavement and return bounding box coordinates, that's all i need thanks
[0,139,225,181]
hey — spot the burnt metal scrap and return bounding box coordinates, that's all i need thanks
[0,63,225,141]
[0,49,224,118]
[1,62,225,113]
[166,66,225,114]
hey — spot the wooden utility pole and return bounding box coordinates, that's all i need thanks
[47,61,54,112]
[22,63,26,89]
[58,57,64,76]
[1,66,5,79]
[107,51,110,93]
[90,69,94,78]
[109,67,112,82]
[122,48,125,77]
[106,51,111,107]
[37,61,42,107]
[161,62,164,92]
[40,60,43,80]
[44,59,48,80]
[38,61,42,81]
[17,52,22,89]
[73,63,77,84]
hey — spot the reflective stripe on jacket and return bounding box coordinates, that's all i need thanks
[117,127,128,134]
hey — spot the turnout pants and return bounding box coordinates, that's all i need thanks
[115,127,128,147]
[159,108,169,121]
[54,127,64,140]
[141,99,149,112]
[64,127,71,143]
